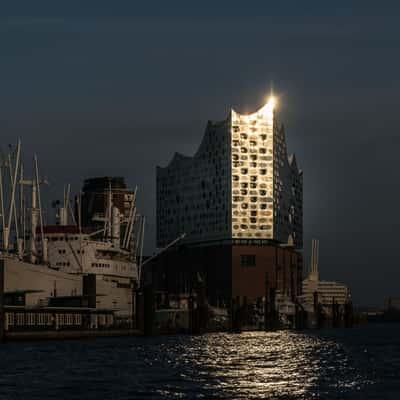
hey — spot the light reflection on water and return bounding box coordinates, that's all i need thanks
[159,331,366,399]
[0,325,399,399]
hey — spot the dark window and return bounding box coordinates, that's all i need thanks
[240,254,256,266]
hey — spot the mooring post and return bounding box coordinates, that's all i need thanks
[264,274,270,331]
[143,285,155,336]
[269,287,277,330]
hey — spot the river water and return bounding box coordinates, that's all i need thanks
[0,324,399,399]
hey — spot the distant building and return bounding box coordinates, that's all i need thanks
[385,297,400,311]
[151,98,303,305]
[299,239,350,314]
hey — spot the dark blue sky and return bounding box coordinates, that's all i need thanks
[1,1,400,306]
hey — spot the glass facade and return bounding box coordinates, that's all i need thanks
[231,100,275,239]
[156,99,302,249]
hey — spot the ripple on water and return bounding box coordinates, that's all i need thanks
[0,325,399,399]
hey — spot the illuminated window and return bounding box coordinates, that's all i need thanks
[260,225,272,230]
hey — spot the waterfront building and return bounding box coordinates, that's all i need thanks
[299,239,350,314]
[157,97,302,249]
[151,97,303,306]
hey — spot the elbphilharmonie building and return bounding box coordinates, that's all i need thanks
[152,97,303,306]
[157,98,302,249]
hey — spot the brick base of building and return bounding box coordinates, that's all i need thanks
[144,241,303,307]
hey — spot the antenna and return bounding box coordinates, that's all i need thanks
[138,215,145,280]
[77,191,82,234]
[107,181,112,240]
[58,183,71,225]
[19,163,24,240]
[68,192,77,226]
[123,187,137,249]
[19,152,48,263]
[310,239,319,281]
[8,152,20,241]
[0,159,5,249]
[34,154,47,262]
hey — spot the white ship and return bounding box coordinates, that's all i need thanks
[0,141,145,333]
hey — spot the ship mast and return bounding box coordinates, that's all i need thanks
[0,159,5,250]
[20,155,48,263]
[123,186,137,250]
[1,141,21,252]
[58,183,71,226]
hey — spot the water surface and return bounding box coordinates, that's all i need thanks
[0,324,399,399]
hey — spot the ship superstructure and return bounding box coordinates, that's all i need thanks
[41,179,144,283]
